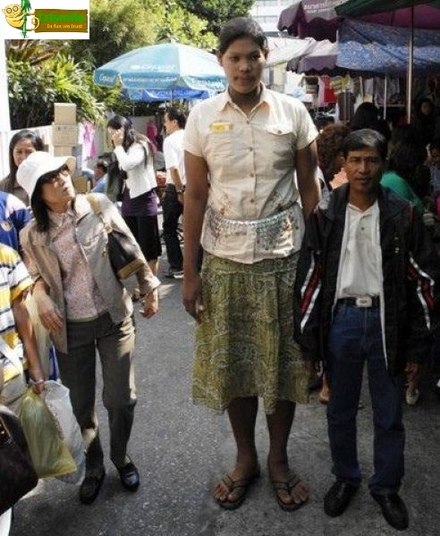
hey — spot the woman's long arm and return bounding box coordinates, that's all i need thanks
[182,150,209,321]
[296,140,320,218]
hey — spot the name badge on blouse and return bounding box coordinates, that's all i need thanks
[210,122,233,133]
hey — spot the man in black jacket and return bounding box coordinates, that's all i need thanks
[294,129,437,531]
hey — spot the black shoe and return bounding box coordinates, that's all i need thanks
[324,481,358,517]
[79,468,105,504]
[117,461,140,491]
[371,492,409,531]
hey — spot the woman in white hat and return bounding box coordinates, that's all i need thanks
[17,151,160,505]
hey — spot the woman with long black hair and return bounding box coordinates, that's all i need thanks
[107,116,162,286]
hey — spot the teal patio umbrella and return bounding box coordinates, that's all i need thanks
[94,42,227,97]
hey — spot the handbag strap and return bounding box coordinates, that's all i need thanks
[0,337,24,376]
[87,194,112,233]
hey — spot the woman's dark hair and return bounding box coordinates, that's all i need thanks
[317,123,351,184]
[387,140,428,187]
[165,107,186,129]
[350,102,391,140]
[107,115,150,166]
[31,166,72,233]
[217,17,268,55]
[8,129,44,183]
[341,128,388,162]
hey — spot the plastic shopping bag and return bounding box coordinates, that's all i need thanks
[18,388,76,479]
[43,381,85,485]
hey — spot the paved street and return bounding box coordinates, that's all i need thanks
[10,272,440,536]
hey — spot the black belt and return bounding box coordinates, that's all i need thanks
[338,296,380,308]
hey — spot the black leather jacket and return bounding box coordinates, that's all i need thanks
[294,184,438,375]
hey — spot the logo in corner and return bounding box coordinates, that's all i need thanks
[2,1,38,37]
[2,1,89,39]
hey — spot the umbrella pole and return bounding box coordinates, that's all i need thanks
[383,74,388,120]
[406,7,414,124]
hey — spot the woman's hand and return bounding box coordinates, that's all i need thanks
[110,128,124,147]
[36,294,63,333]
[182,273,204,323]
[140,289,159,318]
[28,363,45,394]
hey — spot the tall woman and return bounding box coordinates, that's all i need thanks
[17,151,160,505]
[182,17,320,511]
[0,129,44,205]
[107,116,162,281]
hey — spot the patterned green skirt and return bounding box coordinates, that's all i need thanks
[192,252,310,414]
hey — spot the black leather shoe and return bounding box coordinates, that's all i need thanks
[371,492,409,531]
[324,481,358,517]
[117,461,140,491]
[79,469,105,504]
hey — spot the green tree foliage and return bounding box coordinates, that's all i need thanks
[6,0,233,129]
[178,0,254,35]
[69,0,216,68]
[8,54,106,129]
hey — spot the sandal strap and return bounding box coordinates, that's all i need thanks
[271,474,301,493]
[222,473,259,492]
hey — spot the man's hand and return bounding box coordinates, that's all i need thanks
[110,128,124,147]
[140,289,159,318]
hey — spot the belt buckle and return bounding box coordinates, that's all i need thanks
[355,296,372,308]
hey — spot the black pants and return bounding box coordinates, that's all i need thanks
[162,184,183,271]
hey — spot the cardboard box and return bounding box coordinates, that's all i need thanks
[52,145,73,157]
[52,124,79,146]
[54,103,77,125]
[52,144,82,176]
[73,176,90,193]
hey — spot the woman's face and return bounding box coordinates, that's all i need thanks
[218,37,267,96]
[12,138,37,168]
[40,168,75,210]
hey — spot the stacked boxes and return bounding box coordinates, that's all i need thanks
[52,103,89,193]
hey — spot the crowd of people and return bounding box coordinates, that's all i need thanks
[1,14,440,536]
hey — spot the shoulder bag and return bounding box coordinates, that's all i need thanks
[0,405,38,515]
[87,194,146,280]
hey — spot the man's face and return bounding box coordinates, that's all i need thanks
[164,113,177,135]
[342,146,384,198]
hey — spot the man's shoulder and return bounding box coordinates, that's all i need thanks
[0,242,21,264]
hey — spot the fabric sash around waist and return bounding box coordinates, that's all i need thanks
[203,203,303,263]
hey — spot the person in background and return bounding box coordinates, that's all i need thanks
[0,129,45,205]
[0,243,45,535]
[381,137,426,216]
[17,151,160,506]
[413,97,437,147]
[295,129,437,531]
[314,123,351,404]
[183,17,320,512]
[91,158,109,194]
[428,138,440,203]
[107,116,162,288]
[162,107,186,278]
[0,191,30,254]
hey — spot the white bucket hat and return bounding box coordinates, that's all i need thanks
[17,151,76,202]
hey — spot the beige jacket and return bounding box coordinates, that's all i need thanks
[20,193,160,353]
